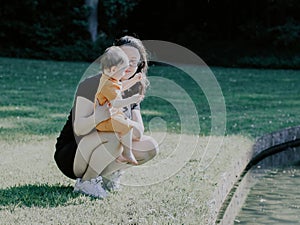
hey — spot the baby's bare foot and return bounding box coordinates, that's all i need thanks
[122,151,138,165]
[115,155,127,164]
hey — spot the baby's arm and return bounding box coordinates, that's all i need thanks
[122,73,142,91]
[101,79,144,109]
[110,94,143,109]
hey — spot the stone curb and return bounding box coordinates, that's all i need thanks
[214,125,300,225]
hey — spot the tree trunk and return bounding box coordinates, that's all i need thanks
[85,0,98,42]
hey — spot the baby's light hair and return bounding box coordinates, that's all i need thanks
[100,46,128,73]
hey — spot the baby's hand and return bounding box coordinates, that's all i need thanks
[134,73,143,82]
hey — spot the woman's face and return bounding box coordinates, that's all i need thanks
[120,45,141,80]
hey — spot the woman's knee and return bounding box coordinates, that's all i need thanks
[77,131,103,151]
[147,136,159,158]
[136,135,159,159]
[147,135,159,147]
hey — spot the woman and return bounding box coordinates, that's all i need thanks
[54,36,159,198]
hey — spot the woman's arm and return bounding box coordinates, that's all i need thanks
[73,96,110,136]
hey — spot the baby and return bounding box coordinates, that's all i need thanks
[95,46,143,165]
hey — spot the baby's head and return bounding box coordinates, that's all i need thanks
[100,46,129,79]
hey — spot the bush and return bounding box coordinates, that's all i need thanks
[0,0,139,62]
[236,55,300,69]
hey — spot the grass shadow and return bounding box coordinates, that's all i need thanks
[0,183,81,209]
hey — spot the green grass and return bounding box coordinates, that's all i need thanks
[1,57,300,224]
[1,57,299,140]
[0,134,253,224]
[0,184,78,208]
[0,57,88,141]
[212,67,300,137]
[144,64,300,137]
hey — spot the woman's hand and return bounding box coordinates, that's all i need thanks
[94,102,111,125]
[134,72,143,82]
[130,94,144,104]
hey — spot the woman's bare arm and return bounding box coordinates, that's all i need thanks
[73,96,110,136]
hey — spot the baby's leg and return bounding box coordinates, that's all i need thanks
[118,128,138,165]
[127,119,143,141]
[109,116,138,165]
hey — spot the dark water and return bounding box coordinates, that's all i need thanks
[234,166,300,224]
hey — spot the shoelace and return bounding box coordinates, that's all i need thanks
[94,176,103,184]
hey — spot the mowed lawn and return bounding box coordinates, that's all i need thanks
[0,57,299,224]
[1,57,299,139]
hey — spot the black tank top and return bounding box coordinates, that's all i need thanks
[54,74,140,179]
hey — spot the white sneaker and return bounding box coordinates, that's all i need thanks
[73,176,108,198]
[103,170,124,192]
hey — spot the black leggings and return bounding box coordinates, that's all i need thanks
[54,139,77,180]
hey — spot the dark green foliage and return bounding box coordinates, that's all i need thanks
[99,0,139,37]
[126,0,300,68]
[1,0,300,67]
[0,0,92,60]
[0,1,91,59]
[0,0,137,61]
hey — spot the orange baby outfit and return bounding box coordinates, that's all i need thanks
[95,74,132,134]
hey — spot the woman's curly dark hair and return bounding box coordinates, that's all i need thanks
[114,35,150,95]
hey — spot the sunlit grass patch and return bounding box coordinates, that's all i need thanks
[0,134,253,224]
[48,113,69,119]
[0,118,18,129]
[141,109,164,116]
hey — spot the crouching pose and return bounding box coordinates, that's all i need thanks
[54,36,159,198]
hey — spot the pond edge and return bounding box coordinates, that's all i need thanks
[213,125,300,225]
